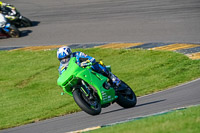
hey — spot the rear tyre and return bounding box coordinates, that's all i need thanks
[8,25,20,38]
[116,81,137,108]
[73,88,101,115]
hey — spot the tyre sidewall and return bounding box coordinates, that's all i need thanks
[116,81,137,108]
[21,16,32,27]
[8,25,20,38]
[73,89,101,115]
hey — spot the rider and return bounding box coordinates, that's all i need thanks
[0,1,17,21]
[57,46,121,87]
[0,13,6,34]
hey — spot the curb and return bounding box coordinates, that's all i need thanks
[1,42,200,59]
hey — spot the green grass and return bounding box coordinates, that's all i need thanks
[0,48,200,129]
[87,105,200,133]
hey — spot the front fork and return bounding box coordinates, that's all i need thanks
[60,80,91,97]
[80,80,90,97]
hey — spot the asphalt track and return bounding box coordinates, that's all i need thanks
[0,0,200,48]
[1,78,200,133]
[0,0,200,133]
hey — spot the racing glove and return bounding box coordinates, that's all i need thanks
[80,60,92,67]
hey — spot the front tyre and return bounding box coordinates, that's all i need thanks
[116,81,137,108]
[73,89,101,115]
[20,16,32,27]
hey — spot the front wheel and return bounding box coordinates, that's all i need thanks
[116,81,137,108]
[20,16,32,27]
[73,88,101,115]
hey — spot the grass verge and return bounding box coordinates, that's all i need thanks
[87,105,200,133]
[0,48,200,129]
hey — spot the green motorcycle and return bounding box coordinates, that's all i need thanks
[57,57,137,115]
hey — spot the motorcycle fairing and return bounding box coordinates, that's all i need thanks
[57,57,116,105]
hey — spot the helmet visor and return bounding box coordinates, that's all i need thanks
[60,55,70,64]
[60,58,70,64]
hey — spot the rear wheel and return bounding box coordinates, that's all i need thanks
[8,25,20,38]
[73,88,101,115]
[116,81,137,108]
